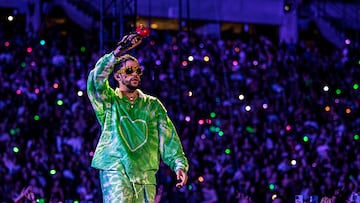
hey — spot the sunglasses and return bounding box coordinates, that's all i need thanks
[118,66,143,76]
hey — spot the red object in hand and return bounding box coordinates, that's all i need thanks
[136,24,150,38]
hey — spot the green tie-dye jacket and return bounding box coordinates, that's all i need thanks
[87,52,189,184]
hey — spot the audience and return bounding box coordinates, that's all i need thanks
[1,15,360,203]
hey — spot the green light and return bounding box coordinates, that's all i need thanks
[34,115,40,121]
[188,185,193,190]
[36,198,45,203]
[336,89,342,95]
[21,62,26,68]
[10,129,16,135]
[40,40,45,46]
[80,46,86,52]
[354,134,359,140]
[218,131,224,137]
[358,60,360,65]
[215,127,220,132]
[354,84,359,90]
[209,126,216,132]
[74,201,79,203]
[245,126,256,133]
[50,169,57,175]
[225,148,231,154]
[210,112,216,118]
[269,183,275,190]
[57,100,64,106]
[13,147,19,153]
[303,135,309,142]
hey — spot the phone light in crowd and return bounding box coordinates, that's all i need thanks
[262,103,268,109]
[198,176,204,183]
[7,15,14,21]
[205,118,212,124]
[291,159,297,166]
[225,148,231,154]
[232,60,239,66]
[57,99,64,106]
[188,91,193,97]
[50,169,57,175]
[188,55,194,62]
[10,129,16,135]
[345,39,351,45]
[13,146,19,153]
[271,194,278,200]
[354,134,359,141]
[5,41,10,47]
[182,60,188,67]
[252,60,258,66]
[234,47,240,52]
[245,105,251,112]
[77,90,83,97]
[89,151,94,156]
[27,47,33,53]
[345,107,351,114]
[40,39,46,46]
[16,89,22,95]
[34,115,40,121]
[353,83,359,90]
[36,198,45,203]
[198,119,204,125]
[35,88,40,94]
[155,59,161,65]
[324,105,331,112]
[303,135,309,142]
[336,88,342,95]
[53,83,59,89]
[238,94,245,100]
[268,183,275,190]
[322,85,329,92]
[203,55,210,62]
[245,126,256,133]
[285,125,291,131]
[185,116,191,122]
[334,98,340,104]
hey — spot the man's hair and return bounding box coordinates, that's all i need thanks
[114,54,138,73]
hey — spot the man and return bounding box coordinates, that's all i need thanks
[87,33,189,202]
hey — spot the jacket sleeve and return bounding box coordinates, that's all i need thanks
[157,99,189,173]
[87,52,117,126]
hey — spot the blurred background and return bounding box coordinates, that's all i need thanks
[0,0,360,202]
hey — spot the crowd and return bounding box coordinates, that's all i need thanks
[1,12,360,203]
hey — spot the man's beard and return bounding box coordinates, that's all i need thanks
[122,79,139,91]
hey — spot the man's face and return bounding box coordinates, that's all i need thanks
[117,60,141,90]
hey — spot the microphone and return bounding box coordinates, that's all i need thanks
[117,24,151,50]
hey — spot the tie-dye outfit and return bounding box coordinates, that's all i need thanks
[87,52,189,203]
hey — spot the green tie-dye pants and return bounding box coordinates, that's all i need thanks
[99,170,156,203]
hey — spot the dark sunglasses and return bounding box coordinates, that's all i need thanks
[118,66,142,75]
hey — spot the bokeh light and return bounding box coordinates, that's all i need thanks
[50,169,57,175]
[13,147,19,153]
[224,148,231,154]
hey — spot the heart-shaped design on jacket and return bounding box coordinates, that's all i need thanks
[119,116,148,152]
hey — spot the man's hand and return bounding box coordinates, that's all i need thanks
[175,169,188,188]
[114,33,142,57]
